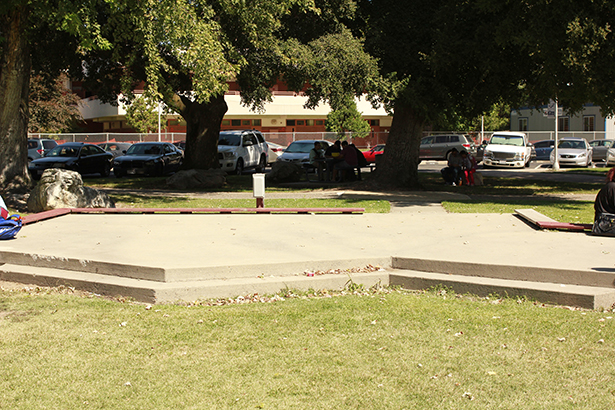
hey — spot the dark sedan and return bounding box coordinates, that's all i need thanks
[28,142,113,179]
[113,142,183,177]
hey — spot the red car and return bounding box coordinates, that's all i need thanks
[362,144,385,163]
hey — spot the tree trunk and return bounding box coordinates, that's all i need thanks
[180,94,228,170]
[0,5,32,190]
[373,100,425,189]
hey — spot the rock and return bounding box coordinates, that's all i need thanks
[166,169,226,189]
[266,161,302,183]
[27,169,115,212]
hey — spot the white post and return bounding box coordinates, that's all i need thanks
[553,98,560,171]
[481,116,484,143]
[157,103,162,142]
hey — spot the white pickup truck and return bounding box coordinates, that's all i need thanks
[482,131,532,168]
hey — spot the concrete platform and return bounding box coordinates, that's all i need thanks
[2,203,615,308]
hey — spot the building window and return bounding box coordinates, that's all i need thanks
[242,119,251,126]
[316,120,324,126]
[518,118,528,131]
[368,119,380,126]
[286,119,295,126]
[252,119,261,126]
[231,119,241,126]
[584,115,595,131]
[222,120,230,126]
[305,119,314,126]
[558,117,570,131]
[296,120,305,126]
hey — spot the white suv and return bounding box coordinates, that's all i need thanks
[482,131,532,168]
[218,130,268,175]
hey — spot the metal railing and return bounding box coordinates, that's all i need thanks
[28,131,391,149]
[30,130,613,148]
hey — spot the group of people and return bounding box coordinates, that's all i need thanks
[441,148,477,186]
[309,140,367,182]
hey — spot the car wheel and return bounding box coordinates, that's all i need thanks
[256,154,266,173]
[525,158,531,168]
[101,162,111,177]
[235,158,244,175]
[115,169,124,178]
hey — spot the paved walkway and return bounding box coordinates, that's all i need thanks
[2,188,614,306]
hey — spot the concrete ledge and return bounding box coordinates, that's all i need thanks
[0,252,167,282]
[0,263,389,304]
[390,270,615,310]
[392,257,615,289]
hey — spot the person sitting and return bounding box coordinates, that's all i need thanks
[592,168,615,236]
[441,148,462,186]
[460,150,477,186]
[333,141,358,182]
[324,140,342,181]
[308,141,326,181]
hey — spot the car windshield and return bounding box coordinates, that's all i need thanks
[558,140,585,149]
[489,135,524,146]
[126,144,162,155]
[285,142,316,153]
[218,134,241,146]
[46,145,79,157]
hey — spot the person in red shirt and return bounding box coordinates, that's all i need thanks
[333,141,358,181]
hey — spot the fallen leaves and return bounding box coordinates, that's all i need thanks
[303,264,384,277]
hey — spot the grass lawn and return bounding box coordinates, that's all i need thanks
[110,195,391,213]
[442,199,594,224]
[1,286,614,409]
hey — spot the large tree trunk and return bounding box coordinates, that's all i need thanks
[180,94,228,170]
[373,100,425,189]
[0,5,32,190]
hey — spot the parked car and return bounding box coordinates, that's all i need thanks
[550,138,593,167]
[28,142,113,179]
[362,144,385,164]
[276,140,331,165]
[98,142,132,158]
[533,140,555,160]
[266,142,286,165]
[419,134,474,160]
[474,140,488,162]
[482,132,532,168]
[589,139,615,162]
[173,141,186,151]
[218,130,268,174]
[113,142,183,177]
[27,138,58,162]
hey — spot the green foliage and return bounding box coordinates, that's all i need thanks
[124,94,160,134]
[28,73,82,133]
[325,96,371,138]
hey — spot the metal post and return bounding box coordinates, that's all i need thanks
[553,99,560,171]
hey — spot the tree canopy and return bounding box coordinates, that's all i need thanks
[79,0,377,171]
[356,0,615,188]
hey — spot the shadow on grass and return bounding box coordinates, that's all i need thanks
[419,172,602,195]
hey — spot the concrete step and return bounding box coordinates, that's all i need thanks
[0,250,390,283]
[0,264,389,304]
[390,269,615,310]
[392,257,615,289]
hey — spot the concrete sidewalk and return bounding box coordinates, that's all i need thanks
[1,193,614,308]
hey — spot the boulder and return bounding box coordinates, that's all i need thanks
[266,161,302,183]
[27,169,115,212]
[166,169,226,190]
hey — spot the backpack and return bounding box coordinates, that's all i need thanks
[0,214,23,240]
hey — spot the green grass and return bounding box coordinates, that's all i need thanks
[1,286,614,409]
[419,172,602,195]
[442,199,594,224]
[110,194,391,213]
[85,174,326,192]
